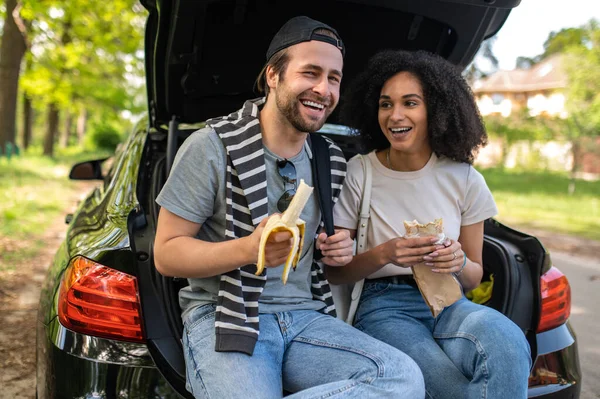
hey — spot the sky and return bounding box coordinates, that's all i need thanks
[489,0,600,70]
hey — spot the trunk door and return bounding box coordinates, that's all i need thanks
[141,0,519,128]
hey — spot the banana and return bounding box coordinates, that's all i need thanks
[255,179,314,284]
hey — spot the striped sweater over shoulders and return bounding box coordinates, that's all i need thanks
[205,98,347,355]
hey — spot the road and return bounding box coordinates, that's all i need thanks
[552,251,600,399]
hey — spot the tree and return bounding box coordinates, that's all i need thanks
[0,0,27,154]
[543,27,588,58]
[19,0,146,155]
[515,56,538,69]
[512,27,587,71]
[464,36,499,84]
[528,20,600,193]
[559,21,600,192]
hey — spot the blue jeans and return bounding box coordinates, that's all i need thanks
[182,303,425,398]
[354,281,531,399]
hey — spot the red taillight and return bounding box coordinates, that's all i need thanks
[537,266,571,333]
[58,256,145,343]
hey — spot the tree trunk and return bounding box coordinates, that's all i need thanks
[60,110,72,148]
[77,108,87,145]
[43,103,60,157]
[568,140,582,195]
[0,0,28,153]
[500,139,509,170]
[22,94,33,150]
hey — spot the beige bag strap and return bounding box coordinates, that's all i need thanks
[345,154,373,324]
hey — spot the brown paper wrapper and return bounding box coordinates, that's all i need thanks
[404,219,463,317]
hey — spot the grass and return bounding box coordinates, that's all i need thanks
[1,153,598,271]
[480,167,600,241]
[0,148,112,270]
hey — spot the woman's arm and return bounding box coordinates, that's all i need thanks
[455,222,485,291]
[324,228,443,284]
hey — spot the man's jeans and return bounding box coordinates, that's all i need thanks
[354,281,532,399]
[182,304,425,398]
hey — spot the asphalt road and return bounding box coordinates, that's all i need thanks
[551,251,600,399]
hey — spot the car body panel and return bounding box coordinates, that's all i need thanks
[529,323,581,398]
[36,319,182,399]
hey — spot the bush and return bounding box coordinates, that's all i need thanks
[85,121,124,151]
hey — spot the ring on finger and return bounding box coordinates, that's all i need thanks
[452,251,457,260]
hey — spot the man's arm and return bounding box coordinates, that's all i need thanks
[154,208,293,278]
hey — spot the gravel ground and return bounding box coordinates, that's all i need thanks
[0,181,98,399]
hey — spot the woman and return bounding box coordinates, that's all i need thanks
[326,50,531,398]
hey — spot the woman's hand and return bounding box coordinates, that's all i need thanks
[422,239,466,274]
[316,229,354,267]
[377,236,444,268]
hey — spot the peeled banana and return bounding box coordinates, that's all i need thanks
[255,179,314,284]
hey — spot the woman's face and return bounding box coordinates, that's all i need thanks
[378,71,430,157]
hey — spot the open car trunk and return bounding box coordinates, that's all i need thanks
[131,0,530,396]
[131,128,545,397]
[141,0,520,127]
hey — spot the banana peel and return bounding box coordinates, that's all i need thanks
[255,179,314,284]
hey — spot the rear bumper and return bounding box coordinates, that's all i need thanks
[528,322,581,398]
[36,317,185,399]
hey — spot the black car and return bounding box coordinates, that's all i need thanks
[36,0,581,398]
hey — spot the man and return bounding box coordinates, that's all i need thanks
[154,16,424,398]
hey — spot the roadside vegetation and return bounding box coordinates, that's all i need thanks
[481,167,600,241]
[1,150,598,273]
[0,147,110,271]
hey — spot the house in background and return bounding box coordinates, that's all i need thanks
[472,54,568,118]
[472,55,600,178]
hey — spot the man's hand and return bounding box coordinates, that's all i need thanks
[249,216,293,268]
[316,229,354,267]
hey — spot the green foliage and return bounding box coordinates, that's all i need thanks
[484,111,555,143]
[543,27,588,58]
[0,152,103,268]
[562,20,600,140]
[464,36,498,84]
[16,0,147,151]
[515,56,537,69]
[0,155,76,240]
[85,120,124,151]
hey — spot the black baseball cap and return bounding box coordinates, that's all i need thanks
[266,16,345,61]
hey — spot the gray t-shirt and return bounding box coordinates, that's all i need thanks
[156,127,325,319]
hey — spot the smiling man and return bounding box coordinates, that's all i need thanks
[154,16,424,399]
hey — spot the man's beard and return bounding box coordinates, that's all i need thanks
[275,87,334,133]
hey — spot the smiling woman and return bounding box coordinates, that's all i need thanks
[377,71,430,171]
[331,49,533,398]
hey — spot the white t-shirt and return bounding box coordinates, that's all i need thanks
[333,150,498,279]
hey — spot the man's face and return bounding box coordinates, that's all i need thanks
[270,41,343,133]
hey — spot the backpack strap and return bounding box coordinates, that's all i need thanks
[309,133,334,236]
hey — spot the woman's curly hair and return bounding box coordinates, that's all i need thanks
[339,50,487,164]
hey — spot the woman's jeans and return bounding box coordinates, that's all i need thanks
[354,281,532,399]
[182,304,425,399]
